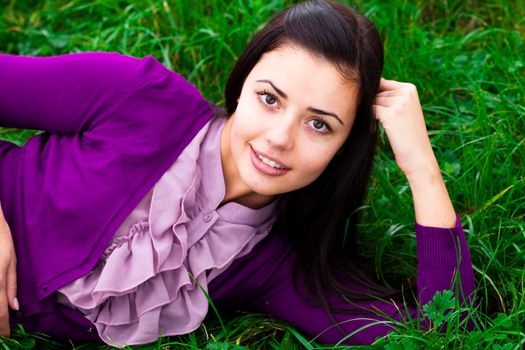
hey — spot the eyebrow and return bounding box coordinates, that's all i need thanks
[255,79,344,125]
[256,79,288,99]
[307,107,344,125]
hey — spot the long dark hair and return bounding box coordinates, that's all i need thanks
[224,0,396,309]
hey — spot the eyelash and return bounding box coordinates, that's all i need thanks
[308,117,332,134]
[255,89,332,134]
[256,90,279,108]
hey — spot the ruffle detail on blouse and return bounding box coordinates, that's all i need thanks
[58,120,275,347]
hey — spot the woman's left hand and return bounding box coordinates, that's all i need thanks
[373,78,456,228]
[0,202,17,337]
[373,78,439,180]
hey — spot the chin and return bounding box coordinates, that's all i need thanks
[246,182,284,196]
[254,184,298,196]
[251,186,280,196]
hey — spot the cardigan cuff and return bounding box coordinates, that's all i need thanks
[415,213,465,268]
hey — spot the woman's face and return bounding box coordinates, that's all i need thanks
[221,44,358,206]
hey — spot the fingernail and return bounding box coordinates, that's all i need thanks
[13,297,19,311]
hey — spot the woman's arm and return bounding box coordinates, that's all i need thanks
[0,53,168,133]
[373,76,476,312]
[415,215,476,307]
[0,52,169,337]
[373,78,456,228]
[0,52,213,337]
[210,219,476,345]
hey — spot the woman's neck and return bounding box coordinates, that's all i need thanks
[220,190,274,209]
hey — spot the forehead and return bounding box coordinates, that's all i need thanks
[246,44,359,121]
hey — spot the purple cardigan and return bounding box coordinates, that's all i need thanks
[0,52,212,318]
[0,52,476,345]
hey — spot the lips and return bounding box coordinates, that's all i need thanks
[250,146,290,176]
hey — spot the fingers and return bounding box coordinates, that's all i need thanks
[7,257,17,311]
[0,249,13,338]
[373,95,398,107]
[374,79,421,118]
[0,277,10,337]
[0,201,15,337]
[378,78,404,92]
[372,104,386,121]
[375,89,403,98]
[378,78,418,96]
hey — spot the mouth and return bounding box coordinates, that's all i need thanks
[250,146,291,176]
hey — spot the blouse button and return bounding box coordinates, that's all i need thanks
[203,213,212,222]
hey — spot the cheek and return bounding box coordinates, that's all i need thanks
[229,113,259,162]
[297,146,338,180]
[230,116,252,145]
[230,104,265,143]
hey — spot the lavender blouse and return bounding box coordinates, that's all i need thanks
[58,117,276,346]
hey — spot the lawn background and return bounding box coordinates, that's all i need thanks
[0,0,524,349]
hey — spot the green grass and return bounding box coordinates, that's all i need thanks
[1,0,524,348]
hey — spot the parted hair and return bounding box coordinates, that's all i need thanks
[223,0,396,308]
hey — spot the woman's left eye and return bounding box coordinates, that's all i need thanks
[308,119,331,134]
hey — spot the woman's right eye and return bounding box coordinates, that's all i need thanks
[257,90,279,108]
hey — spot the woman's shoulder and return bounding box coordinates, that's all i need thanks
[62,52,213,137]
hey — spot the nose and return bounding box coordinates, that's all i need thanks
[264,115,295,151]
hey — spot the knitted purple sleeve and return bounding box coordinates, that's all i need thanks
[415,215,476,307]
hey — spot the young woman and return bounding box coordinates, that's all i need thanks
[0,0,475,346]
